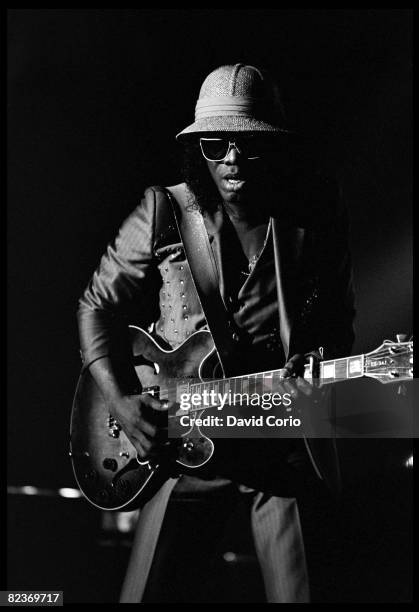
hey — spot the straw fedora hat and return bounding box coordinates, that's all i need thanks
[176,63,291,140]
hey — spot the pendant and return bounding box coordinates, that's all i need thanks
[248,253,259,272]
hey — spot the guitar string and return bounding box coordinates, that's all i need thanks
[150,364,412,399]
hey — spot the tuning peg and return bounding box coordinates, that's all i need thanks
[396,333,408,343]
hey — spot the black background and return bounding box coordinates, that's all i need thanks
[7,9,413,602]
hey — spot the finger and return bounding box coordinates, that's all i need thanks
[141,395,166,411]
[278,367,292,379]
[136,444,149,460]
[285,354,306,376]
[153,399,174,412]
[138,417,157,438]
[275,380,288,396]
[131,437,147,458]
[295,376,313,397]
[134,430,152,454]
[145,397,174,412]
[282,379,299,399]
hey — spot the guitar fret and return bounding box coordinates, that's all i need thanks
[321,360,336,381]
[272,370,283,391]
[254,373,264,398]
[348,355,363,378]
[205,382,212,406]
[263,371,274,394]
[335,359,347,379]
[215,382,221,403]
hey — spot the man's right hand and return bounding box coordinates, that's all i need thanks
[87,357,172,461]
[110,394,171,461]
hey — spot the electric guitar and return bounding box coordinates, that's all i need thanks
[69,327,413,510]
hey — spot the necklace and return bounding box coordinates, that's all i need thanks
[241,251,261,277]
[248,252,260,272]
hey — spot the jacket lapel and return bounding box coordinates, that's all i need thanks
[271,218,306,361]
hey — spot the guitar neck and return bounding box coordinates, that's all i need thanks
[185,353,366,412]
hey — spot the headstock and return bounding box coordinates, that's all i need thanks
[364,338,413,384]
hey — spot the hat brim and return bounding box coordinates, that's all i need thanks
[176,116,292,140]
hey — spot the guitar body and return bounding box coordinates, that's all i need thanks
[70,327,219,511]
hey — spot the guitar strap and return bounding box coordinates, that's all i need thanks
[164,184,238,377]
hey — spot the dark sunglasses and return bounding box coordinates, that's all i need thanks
[199,136,275,162]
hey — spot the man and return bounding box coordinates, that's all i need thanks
[77,63,355,602]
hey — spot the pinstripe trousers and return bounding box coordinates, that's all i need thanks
[120,477,318,603]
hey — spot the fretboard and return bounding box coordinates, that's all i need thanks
[180,353,365,412]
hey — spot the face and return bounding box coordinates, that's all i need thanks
[202,134,275,205]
